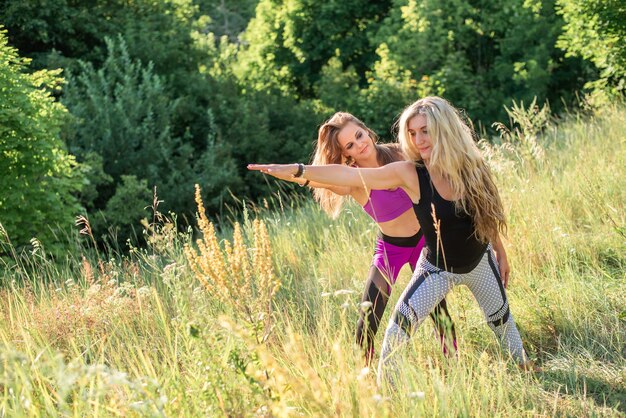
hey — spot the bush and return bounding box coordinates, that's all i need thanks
[0,28,82,254]
[63,36,242,242]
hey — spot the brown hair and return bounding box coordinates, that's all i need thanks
[311,112,406,218]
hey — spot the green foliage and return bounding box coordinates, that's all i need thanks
[97,175,153,246]
[314,56,361,113]
[0,0,220,152]
[211,87,320,197]
[368,0,587,125]
[63,36,241,241]
[0,0,110,69]
[1,0,314,221]
[63,37,176,189]
[75,152,113,212]
[557,0,626,100]
[234,0,592,134]
[190,137,244,210]
[202,40,321,197]
[315,45,416,138]
[237,0,392,97]
[2,0,624,238]
[196,0,258,42]
[0,0,201,70]
[0,28,82,253]
[355,44,419,137]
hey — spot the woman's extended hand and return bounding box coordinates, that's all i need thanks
[247,163,300,181]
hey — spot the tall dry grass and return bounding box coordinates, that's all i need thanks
[0,104,623,416]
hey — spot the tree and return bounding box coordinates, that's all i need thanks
[236,0,392,98]
[0,0,292,213]
[201,34,321,199]
[0,0,221,153]
[369,0,588,126]
[557,0,626,99]
[0,28,83,253]
[62,36,241,240]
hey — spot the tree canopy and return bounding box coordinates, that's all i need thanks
[0,0,622,249]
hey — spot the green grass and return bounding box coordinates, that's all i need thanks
[0,105,624,416]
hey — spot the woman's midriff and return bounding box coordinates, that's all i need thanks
[376,207,420,237]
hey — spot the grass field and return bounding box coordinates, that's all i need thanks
[0,104,624,416]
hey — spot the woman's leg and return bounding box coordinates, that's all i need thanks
[357,236,414,362]
[409,240,458,354]
[356,265,390,363]
[377,261,453,387]
[462,247,528,363]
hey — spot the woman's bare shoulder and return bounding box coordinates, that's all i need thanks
[389,161,420,201]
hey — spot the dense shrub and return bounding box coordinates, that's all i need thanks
[0,29,82,253]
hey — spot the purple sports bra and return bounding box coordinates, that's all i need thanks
[362,188,413,223]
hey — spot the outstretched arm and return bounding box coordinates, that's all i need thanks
[255,165,352,196]
[247,162,410,191]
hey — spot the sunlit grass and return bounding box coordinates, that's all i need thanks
[0,105,624,416]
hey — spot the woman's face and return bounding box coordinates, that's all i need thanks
[337,121,375,164]
[408,114,432,160]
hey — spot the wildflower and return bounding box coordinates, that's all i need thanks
[87,284,101,295]
[409,391,425,400]
[360,301,373,310]
[137,286,151,297]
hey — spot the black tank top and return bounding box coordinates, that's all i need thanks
[413,165,487,272]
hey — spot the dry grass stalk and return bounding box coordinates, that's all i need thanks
[7,278,151,352]
[185,185,281,342]
[81,256,94,285]
[431,203,447,271]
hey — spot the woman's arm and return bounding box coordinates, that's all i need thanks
[492,234,510,288]
[247,161,411,191]
[256,165,352,196]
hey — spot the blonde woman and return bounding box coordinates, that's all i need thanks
[249,96,534,386]
[264,112,457,363]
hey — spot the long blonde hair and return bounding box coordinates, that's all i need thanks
[397,96,506,242]
[312,112,405,218]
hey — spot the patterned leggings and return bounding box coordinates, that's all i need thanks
[377,245,528,387]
